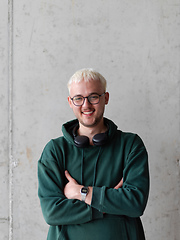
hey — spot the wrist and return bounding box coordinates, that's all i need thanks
[80,186,93,205]
[85,187,93,205]
[80,186,89,201]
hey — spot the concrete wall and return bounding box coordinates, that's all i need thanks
[1,0,180,239]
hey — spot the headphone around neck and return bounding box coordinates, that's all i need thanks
[72,124,109,148]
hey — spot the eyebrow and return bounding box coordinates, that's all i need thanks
[72,92,100,98]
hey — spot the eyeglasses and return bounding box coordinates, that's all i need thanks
[70,92,106,106]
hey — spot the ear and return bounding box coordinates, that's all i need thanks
[68,96,73,108]
[105,92,109,105]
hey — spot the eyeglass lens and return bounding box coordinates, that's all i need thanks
[73,94,100,106]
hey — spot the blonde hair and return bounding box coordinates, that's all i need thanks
[67,68,107,93]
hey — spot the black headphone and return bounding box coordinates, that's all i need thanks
[72,124,109,148]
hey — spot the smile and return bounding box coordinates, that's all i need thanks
[82,110,95,115]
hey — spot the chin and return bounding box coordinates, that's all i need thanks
[79,121,96,128]
[79,116,103,128]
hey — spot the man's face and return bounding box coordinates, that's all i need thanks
[68,80,109,129]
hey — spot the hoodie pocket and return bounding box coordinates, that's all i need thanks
[101,217,130,239]
[63,217,131,240]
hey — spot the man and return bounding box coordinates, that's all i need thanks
[38,68,149,240]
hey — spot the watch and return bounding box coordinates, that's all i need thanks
[80,187,89,201]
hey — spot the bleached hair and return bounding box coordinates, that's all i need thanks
[67,68,107,93]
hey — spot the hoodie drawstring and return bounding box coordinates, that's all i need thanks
[81,150,84,185]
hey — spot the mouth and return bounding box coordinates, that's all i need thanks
[82,110,95,116]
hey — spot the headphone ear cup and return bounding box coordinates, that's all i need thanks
[73,124,89,148]
[92,132,108,146]
[74,135,89,148]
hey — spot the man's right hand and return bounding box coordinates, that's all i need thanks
[114,178,123,189]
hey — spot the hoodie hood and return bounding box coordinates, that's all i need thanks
[62,117,118,147]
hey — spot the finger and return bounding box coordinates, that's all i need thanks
[114,178,123,189]
[65,170,76,183]
[65,170,72,181]
[114,184,120,189]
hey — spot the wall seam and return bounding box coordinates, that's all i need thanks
[8,0,13,239]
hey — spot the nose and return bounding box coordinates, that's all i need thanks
[82,97,91,107]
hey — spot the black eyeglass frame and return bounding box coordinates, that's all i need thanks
[70,92,106,106]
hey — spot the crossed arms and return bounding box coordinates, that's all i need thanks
[38,136,149,226]
[64,170,123,205]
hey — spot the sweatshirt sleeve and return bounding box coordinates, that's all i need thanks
[38,140,101,226]
[91,135,149,218]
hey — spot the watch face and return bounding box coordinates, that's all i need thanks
[81,187,88,194]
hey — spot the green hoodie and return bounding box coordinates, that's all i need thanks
[38,118,149,240]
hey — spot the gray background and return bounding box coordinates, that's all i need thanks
[1,0,180,239]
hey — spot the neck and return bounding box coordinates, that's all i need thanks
[78,119,107,144]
